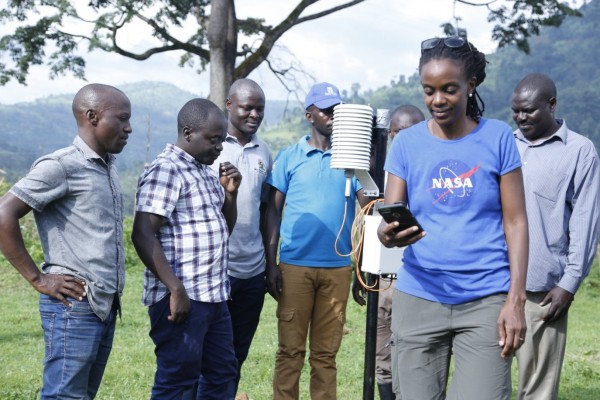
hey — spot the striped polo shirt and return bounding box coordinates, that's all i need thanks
[515,120,600,293]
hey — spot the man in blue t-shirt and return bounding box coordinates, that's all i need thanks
[265,82,367,400]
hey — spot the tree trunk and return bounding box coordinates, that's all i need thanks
[207,0,237,110]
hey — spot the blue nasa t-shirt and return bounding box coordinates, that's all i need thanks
[385,118,521,304]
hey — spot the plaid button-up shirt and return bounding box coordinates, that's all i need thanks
[136,144,230,306]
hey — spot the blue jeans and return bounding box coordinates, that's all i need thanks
[149,295,237,400]
[39,294,117,400]
[184,273,266,399]
[226,273,266,397]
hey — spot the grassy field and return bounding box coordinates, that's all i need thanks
[0,217,598,399]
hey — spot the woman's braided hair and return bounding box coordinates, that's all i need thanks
[418,39,488,121]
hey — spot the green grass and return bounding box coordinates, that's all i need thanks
[0,217,598,399]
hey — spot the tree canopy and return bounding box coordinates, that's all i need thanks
[0,0,581,107]
[0,0,598,210]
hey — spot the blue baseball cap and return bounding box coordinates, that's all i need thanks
[304,82,342,110]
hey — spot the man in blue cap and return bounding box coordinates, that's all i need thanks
[265,82,368,399]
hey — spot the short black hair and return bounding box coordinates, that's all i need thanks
[177,98,222,135]
[513,73,557,100]
[419,39,488,121]
[390,104,425,123]
[228,78,265,99]
[72,83,126,121]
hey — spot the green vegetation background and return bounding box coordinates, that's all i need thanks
[0,208,598,399]
[1,1,600,398]
[1,1,599,215]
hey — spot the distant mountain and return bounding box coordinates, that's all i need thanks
[1,0,598,211]
[0,81,298,211]
[0,82,185,179]
[481,0,600,150]
[364,0,600,152]
[0,81,298,179]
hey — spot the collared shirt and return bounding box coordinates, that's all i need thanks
[11,136,125,321]
[515,119,600,293]
[210,133,272,279]
[267,135,361,267]
[136,144,229,306]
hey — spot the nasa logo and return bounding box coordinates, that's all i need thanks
[431,177,473,189]
[428,160,480,206]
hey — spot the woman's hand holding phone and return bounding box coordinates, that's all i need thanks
[376,202,426,248]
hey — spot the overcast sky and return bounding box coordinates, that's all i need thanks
[0,0,502,104]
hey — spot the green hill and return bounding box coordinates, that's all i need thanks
[363,0,600,151]
[482,0,600,149]
[0,81,296,179]
[0,82,186,178]
[0,82,296,211]
[267,0,600,159]
[0,0,598,212]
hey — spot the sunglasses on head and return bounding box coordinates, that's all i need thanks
[421,37,471,53]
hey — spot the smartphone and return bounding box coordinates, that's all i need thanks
[377,202,423,234]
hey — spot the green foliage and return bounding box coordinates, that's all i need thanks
[0,0,582,87]
[1,2,599,215]
[238,17,270,36]
[488,0,582,53]
[483,0,600,150]
[1,237,599,398]
[336,0,600,154]
[0,9,86,85]
[260,112,308,155]
[365,74,426,114]
[0,178,10,194]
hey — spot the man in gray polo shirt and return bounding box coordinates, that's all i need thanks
[212,78,272,399]
[512,73,600,400]
[0,83,132,398]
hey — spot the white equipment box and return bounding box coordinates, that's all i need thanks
[361,214,405,275]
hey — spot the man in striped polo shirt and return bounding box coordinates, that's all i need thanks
[512,73,600,400]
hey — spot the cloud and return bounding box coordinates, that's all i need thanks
[0,0,496,104]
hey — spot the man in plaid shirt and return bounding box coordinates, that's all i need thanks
[131,98,242,399]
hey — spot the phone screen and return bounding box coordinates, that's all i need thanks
[377,202,423,234]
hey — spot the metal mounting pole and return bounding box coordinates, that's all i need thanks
[362,109,389,400]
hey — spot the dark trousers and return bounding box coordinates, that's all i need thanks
[226,273,266,397]
[149,295,237,400]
